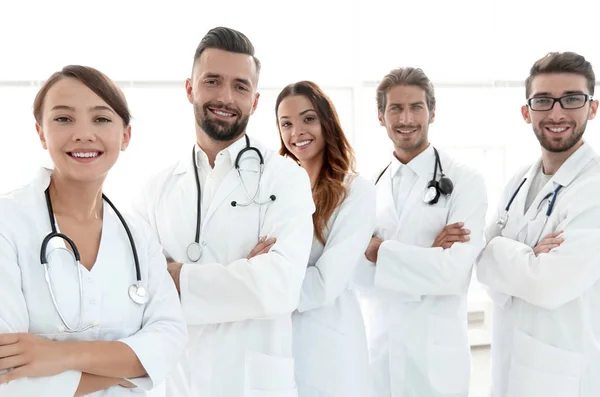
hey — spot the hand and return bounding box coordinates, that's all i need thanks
[0,333,69,383]
[247,236,276,259]
[533,230,564,256]
[167,262,183,293]
[432,222,471,249]
[365,237,383,263]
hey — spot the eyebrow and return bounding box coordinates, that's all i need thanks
[388,101,425,107]
[279,108,317,120]
[204,73,252,87]
[532,90,586,97]
[50,105,115,114]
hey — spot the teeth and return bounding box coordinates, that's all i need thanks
[549,127,567,133]
[213,110,234,117]
[398,129,416,134]
[72,152,99,158]
[294,140,311,147]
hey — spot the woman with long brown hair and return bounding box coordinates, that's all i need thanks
[276,81,376,397]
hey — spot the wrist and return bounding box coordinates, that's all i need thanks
[60,341,82,371]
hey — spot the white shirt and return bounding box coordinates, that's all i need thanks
[390,155,418,220]
[524,164,553,212]
[0,167,187,396]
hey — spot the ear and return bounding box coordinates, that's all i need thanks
[588,99,599,120]
[429,108,436,124]
[378,110,385,126]
[36,123,48,150]
[250,92,260,115]
[185,78,194,105]
[121,125,132,151]
[521,104,532,124]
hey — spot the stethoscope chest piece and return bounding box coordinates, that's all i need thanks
[129,284,148,305]
[423,185,439,204]
[187,242,203,262]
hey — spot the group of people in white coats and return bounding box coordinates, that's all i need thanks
[0,25,599,397]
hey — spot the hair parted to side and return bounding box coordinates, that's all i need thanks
[525,51,595,98]
[193,26,261,76]
[33,65,130,126]
[276,81,356,245]
[376,67,436,113]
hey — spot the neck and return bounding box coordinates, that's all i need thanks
[394,142,430,164]
[541,140,583,175]
[300,154,324,189]
[196,128,244,168]
[48,172,104,221]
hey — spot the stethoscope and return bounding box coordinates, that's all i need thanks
[496,177,563,243]
[40,188,147,333]
[375,147,454,205]
[186,135,276,262]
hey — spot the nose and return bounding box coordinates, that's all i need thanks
[398,108,413,124]
[546,100,567,122]
[290,124,306,137]
[72,123,96,142]
[215,85,235,105]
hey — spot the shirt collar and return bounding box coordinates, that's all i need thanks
[390,145,435,179]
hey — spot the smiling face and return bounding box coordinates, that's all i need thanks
[185,48,260,142]
[378,84,434,162]
[522,72,598,155]
[277,94,326,164]
[36,77,130,184]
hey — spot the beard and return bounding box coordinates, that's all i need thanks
[194,102,250,142]
[533,120,586,153]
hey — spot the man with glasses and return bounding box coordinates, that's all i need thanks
[477,52,600,397]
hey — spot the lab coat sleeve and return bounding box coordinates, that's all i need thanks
[118,227,188,391]
[297,177,376,312]
[477,180,600,310]
[374,171,488,296]
[179,167,315,325]
[0,233,82,396]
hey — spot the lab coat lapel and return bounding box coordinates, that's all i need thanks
[396,173,428,231]
[202,169,241,226]
[375,167,399,240]
[513,159,544,236]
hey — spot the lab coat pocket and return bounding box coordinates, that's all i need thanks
[506,329,583,397]
[245,351,298,397]
[427,315,470,394]
[293,313,345,396]
[415,207,448,247]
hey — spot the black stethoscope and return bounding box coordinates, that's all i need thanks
[496,177,563,234]
[186,135,276,262]
[375,147,454,205]
[40,188,146,333]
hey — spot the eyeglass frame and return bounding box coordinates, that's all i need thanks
[526,93,594,111]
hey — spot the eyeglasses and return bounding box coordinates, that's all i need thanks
[527,94,593,111]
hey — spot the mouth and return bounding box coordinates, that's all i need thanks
[292,139,313,149]
[544,125,571,136]
[394,126,418,135]
[208,107,238,120]
[67,151,103,162]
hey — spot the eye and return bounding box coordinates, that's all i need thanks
[304,116,316,122]
[412,105,423,110]
[94,117,112,123]
[237,85,249,92]
[204,80,218,86]
[389,105,399,111]
[54,116,72,123]
[534,98,551,105]
[280,121,291,128]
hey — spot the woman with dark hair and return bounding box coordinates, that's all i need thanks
[276,81,376,397]
[0,65,187,396]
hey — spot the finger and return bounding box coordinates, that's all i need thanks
[0,334,20,346]
[444,228,471,236]
[0,366,27,384]
[539,237,564,246]
[442,242,454,249]
[543,230,564,240]
[534,244,560,256]
[441,235,471,243]
[0,355,26,372]
[0,343,22,359]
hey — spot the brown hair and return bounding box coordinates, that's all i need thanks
[275,81,355,245]
[376,67,436,113]
[525,52,595,98]
[33,65,131,126]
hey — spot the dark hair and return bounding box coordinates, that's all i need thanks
[525,52,595,98]
[376,67,436,113]
[276,81,356,245]
[193,26,261,76]
[33,65,130,126]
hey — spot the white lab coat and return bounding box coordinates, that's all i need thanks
[133,136,315,397]
[353,146,487,397]
[477,142,600,397]
[292,174,375,397]
[0,167,187,396]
